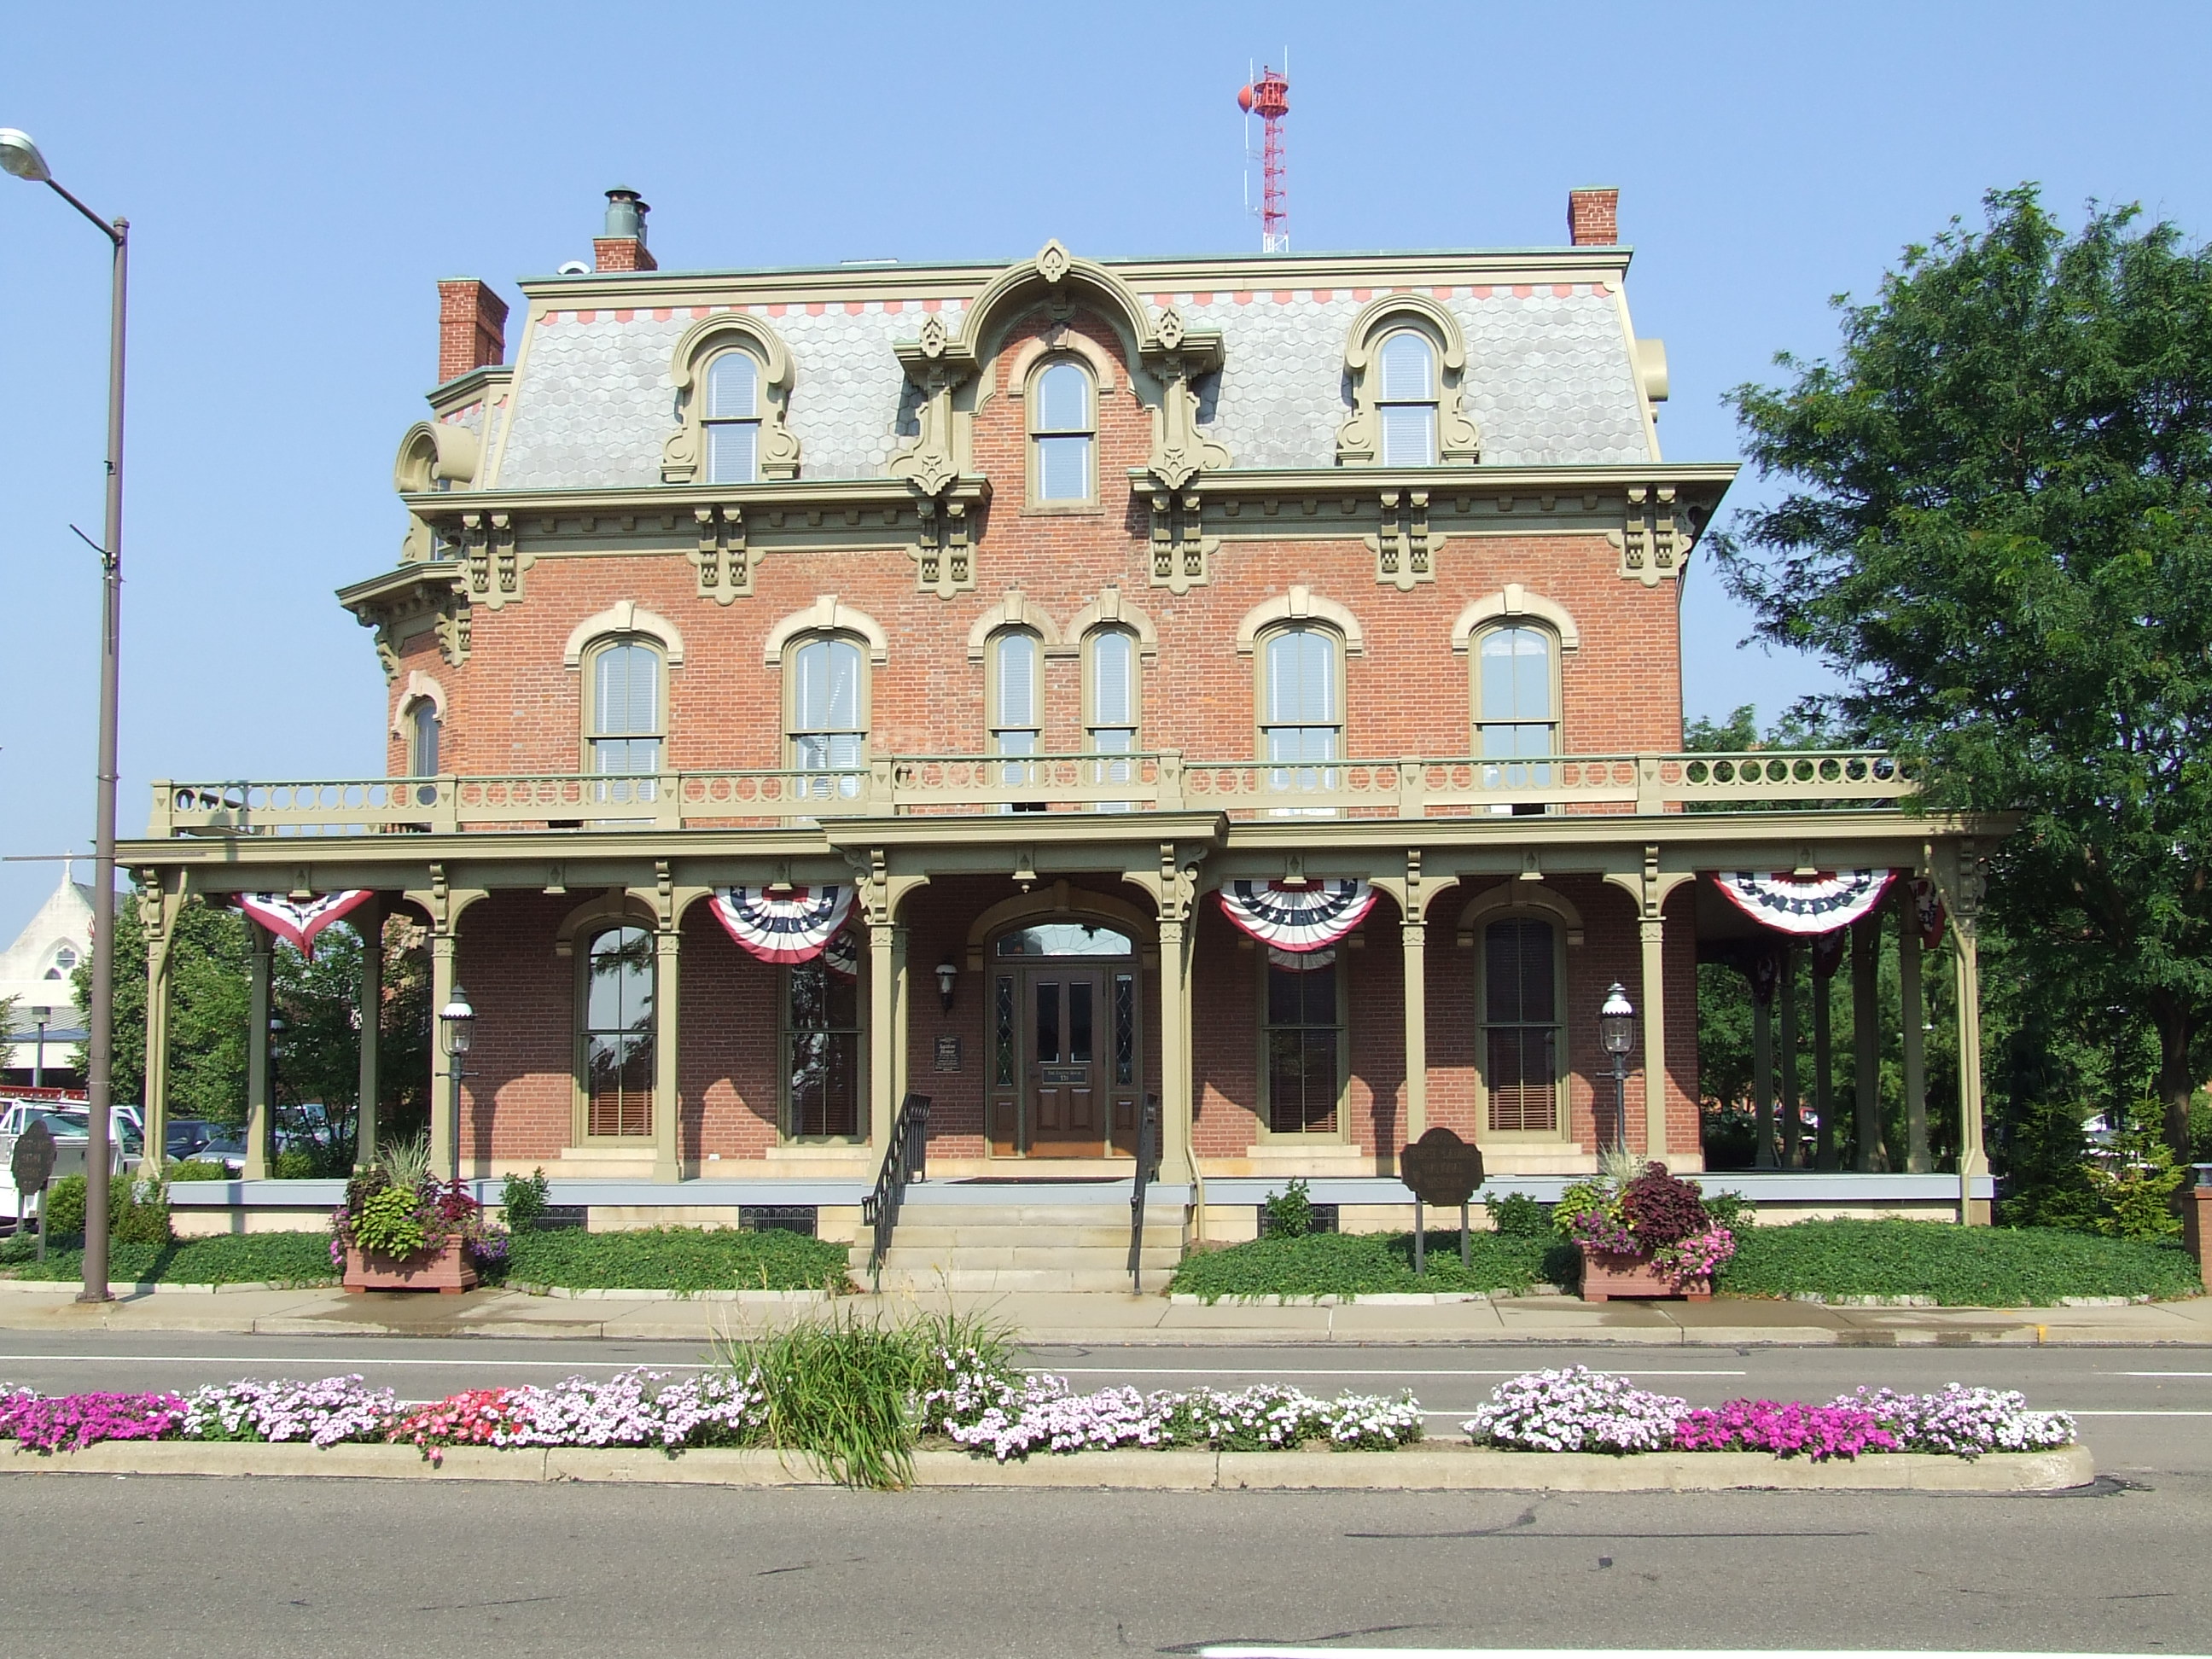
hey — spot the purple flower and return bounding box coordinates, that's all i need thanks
[0,1388,186,1454]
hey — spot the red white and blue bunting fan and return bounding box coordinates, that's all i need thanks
[1267,945,1338,973]
[708,886,856,965]
[822,924,860,981]
[234,890,374,959]
[1218,879,1377,953]
[1713,869,1898,937]
[1909,876,1948,950]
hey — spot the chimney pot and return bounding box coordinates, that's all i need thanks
[1568,187,1620,247]
[595,187,658,273]
[436,278,508,385]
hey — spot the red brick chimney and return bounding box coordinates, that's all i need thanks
[1568,187,1621,247]
[594,187,658,273]
[437,279,509,384]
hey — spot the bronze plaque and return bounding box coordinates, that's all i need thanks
[1399,1125,1485,1207]
[934,1035,963,1074]
[10,1120,58,1196]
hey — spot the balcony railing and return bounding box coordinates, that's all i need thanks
[146,750,1918,838]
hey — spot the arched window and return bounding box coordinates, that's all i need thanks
[586,641,663,810]
[1260,623,1342,777]
[788,634,867,796]
[786,958,862,1140]
[988,628,1044,811]
[1482,916,1562,1134]
[581,925,655,1139]
[1085,626,1138,805]
[1264,953,1344,1136]
[1029,358,1095,504]
[408,699,442,777]
[704,350,762,484]
[1475,624,1559,812]
[1377,330,1439,465]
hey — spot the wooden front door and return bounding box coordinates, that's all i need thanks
[987,956,1142,1158]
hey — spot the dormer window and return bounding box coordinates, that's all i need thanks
[1377,332,1439,465]
[705,351,762,484]
[1029,359,1095,505]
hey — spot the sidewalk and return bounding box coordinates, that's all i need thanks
[2,1279,2209,1346]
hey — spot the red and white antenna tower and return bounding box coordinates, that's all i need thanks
[1238,60,1290,253]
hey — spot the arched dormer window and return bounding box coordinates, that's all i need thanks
[408,698,442,777]
[1475,623,1561,813]
[704,350,762,483]
[1336,294,1480,466]
[1028,358,1095,506]
[787,633,867,797]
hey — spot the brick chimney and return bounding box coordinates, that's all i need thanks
[1568,187,1620,247]
[436,279,509,384]
[594,188,658,273]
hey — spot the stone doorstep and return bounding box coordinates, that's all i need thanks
[0,1439,2094,1493]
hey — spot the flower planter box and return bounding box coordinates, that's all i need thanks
[343,1241,477,1295]
[1579,1244,1708,1302]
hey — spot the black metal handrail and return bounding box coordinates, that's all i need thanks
[861,1091,930,1285]
[1128,1095,1162,1291]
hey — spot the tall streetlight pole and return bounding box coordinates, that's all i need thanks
[2,128,128,1304]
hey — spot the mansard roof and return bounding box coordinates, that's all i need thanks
[482,242,1661,493]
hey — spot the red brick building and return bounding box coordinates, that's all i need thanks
[130,189,2000,1265]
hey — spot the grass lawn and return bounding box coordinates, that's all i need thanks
[499,1225,858,1295]
[0,1231,338,1286]
[1168,1219,2203,1306]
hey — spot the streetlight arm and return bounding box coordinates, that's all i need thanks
[44,176,120,244]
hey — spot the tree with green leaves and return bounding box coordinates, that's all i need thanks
[1717,186,2212,1157]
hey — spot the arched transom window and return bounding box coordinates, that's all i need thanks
[1377,331,1439,465]
[704,350,762,484]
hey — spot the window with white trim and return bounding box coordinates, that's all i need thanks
[1029,358,1095,504]
[1085,626,1138,805]
[704,350,762,484]
[1377,331,1439,465]
[1260,624,1342,768]
[408,699,441,777]
[788,633,866,797]
[586,640,663,810]
[1475,624,1559,812]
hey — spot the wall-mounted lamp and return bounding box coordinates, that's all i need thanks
[935,958,959,1012]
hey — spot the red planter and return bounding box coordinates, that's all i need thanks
[1579,1244,1709,1302]
[343,1239,478,1295]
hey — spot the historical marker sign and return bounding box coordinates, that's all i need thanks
[934,1034,963,1074]
[9,1119,57,1198]
[1398,1126,1484,1207]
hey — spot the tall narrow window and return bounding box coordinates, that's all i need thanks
[786,960,861,1138]
[408,700,441,777]
[1476,625,1559,811]
[990,629,1043,811]
[1261,625,1342,807]
[789,634,865,798]
[1377,331,1439,465]
[1483,917,1560,1133]
[1265,957,1342,1135]
[1029,359,1094,504]
[1086,626,1138,806]
[582,925,655,1138]
[589,641,662,807]
[705,350,761,485]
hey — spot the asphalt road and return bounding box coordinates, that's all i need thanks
[3,1330,2209,1477]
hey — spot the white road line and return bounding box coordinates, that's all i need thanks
[2107,1371,2212,1377]
[1049,1367,1748,1378]
[2066,1409,2212,1417]
[0,1353,712,1369]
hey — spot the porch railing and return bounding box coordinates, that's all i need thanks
[146,749,1918,837]
[860,1091,930,1288]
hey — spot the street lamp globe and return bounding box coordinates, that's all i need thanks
[1598,982,1636,1057]
[439,987,476,1057]
[0,129,52,183]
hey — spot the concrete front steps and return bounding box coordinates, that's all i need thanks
[857,1183,1185,1293]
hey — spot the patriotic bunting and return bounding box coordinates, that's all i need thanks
[823,924,860,981]
[708,886,856,965]
[1218,879,1377,953]
[234,890,375,959]
[1713,869,1898,937]
[1909,876,1948,950]
[1267,945,1338,973]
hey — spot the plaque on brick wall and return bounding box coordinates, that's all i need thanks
[934,1035,963,1074]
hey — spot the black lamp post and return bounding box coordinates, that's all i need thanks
[1598,981,1636,1155]
[438,986,475,1184]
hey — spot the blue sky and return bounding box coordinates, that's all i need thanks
[3,0,2209,942]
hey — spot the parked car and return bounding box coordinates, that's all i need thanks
[191,1129,248,1176]
[166,1118,222,1161]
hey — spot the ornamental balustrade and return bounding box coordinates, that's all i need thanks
[147,749,1917,837]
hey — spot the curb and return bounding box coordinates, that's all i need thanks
[514,1286,834,1303]
[0,1440,2094,1493]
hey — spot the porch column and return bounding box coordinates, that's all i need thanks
[244,922,272,1181]
[891,923,912,1115]
[1813,942,1837,1171]
[868,921,896,1155]
[1155,911,1194,1185]
[1752,955,1776,1170]
[354,897,383,1172]
[652,921,682,1183]
[1778,942,1802,1167]
[1852,916,1883,1171]
[1947,847,1992,1225]
[1639,912,1668,1159]
[1898,881,1931,1173]
[138,882,178,1179]
[1401,916,1429,1149]
[428,925,458,1180]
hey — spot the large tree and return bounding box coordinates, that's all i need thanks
[1717,187,2212,1154]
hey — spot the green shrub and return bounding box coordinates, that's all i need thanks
[351,1185,428,1259]
[3,1231,336,1286]
[271,1147,321,1180]
[1703,1190,1755,1232]
[40,1174,86,1237]
[1169,1229,1576,1302]
[1717,1218,2202,1305]
[113,1178,172,1246]
[167,1159,230,1182]
[1260,1178,1314,1239]
[2086,1132,2188,1241]
[1486,1192,1552,1237]
[505,1225,855,1294]
[501,1167,552,1230]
